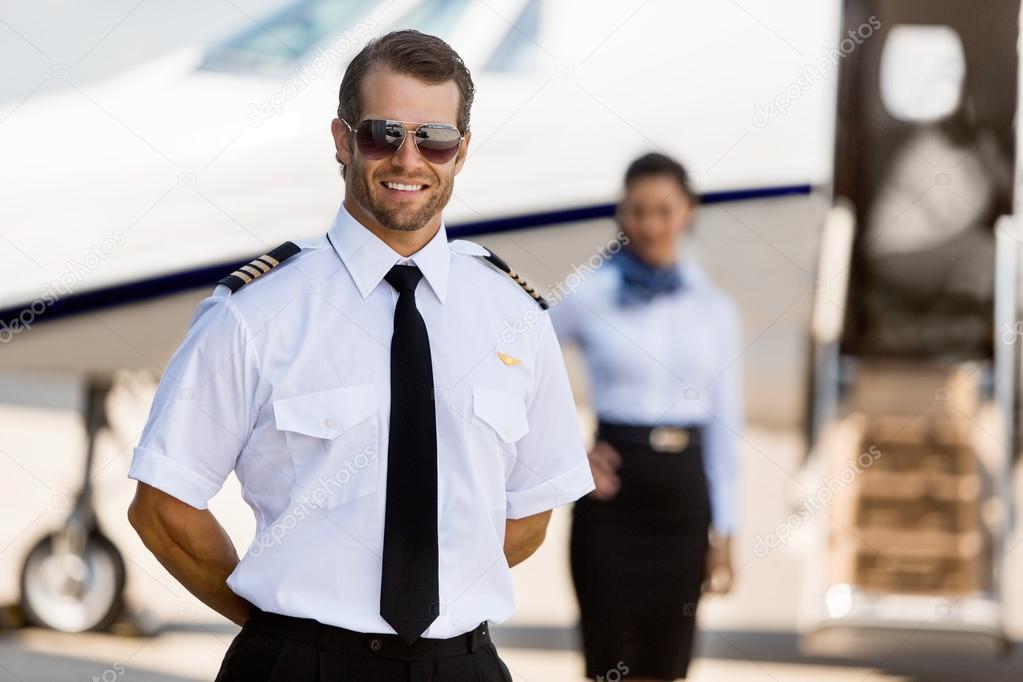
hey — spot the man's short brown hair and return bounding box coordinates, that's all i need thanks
[337,29,475,134]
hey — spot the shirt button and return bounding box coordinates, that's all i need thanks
[324,417,334,429]
[368,637,382,652]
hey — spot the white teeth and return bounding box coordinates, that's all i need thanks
[384,182,423,191]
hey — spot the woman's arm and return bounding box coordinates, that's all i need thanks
[702,296,744,593]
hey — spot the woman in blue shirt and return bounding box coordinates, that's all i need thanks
[552,153,743,681]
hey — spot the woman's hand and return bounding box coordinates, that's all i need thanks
[703,532,734,594]
[587,440,622,500]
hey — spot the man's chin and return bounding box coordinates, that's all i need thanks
[367,194,439,232]
[372,207,435,233]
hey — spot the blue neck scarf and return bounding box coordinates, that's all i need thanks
[610,246,683,307]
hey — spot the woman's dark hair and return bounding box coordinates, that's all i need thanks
[337,30,475,134]
[623,152,698,204]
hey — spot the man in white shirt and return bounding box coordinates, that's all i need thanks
[127,29,594,681]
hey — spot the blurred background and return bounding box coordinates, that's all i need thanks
[2,0,1023,679]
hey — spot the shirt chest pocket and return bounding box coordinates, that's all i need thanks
[272,384,380,509]
[472,387,530,444]
[469,387,529,513]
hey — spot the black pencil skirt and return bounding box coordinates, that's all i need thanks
[570,422,711,680]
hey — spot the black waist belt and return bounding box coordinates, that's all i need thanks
[243,606,491,660]
[597,420,702,453]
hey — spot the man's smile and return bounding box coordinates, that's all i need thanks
[380,179,431,199]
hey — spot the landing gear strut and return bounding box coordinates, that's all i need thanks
[18,380,126,632]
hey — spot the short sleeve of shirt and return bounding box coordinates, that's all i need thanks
[505,313,595,519]
[127,292,261,509]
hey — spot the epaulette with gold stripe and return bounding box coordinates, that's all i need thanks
[448,239,548,310]
[217,241,301,293]
[481,248,549,310]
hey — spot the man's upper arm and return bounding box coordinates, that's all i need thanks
[504,313,595,520]
[128,480,204,530]
[127,295,261,510]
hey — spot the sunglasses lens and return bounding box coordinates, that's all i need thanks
[415,125,462,163]
[351,120,461,163]
[355,119,404,159]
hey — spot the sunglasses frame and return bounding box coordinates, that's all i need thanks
[340,118,467,164]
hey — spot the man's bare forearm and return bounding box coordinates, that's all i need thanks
[128,483,253,625]
[504,510,551,567]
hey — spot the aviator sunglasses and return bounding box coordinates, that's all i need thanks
[341,118,466,164]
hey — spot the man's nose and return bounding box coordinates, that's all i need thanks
[391,129,427,171]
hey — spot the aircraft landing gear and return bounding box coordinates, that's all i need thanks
[18,380,126,632]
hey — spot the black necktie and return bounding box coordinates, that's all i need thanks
[380,263,439,644]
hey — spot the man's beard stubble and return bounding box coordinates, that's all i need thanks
[347,157,455,232]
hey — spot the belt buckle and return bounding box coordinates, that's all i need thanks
[649,426,689,453]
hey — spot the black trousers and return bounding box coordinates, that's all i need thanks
[214,607,514,682]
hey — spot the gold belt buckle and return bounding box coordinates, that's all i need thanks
[649,426,689,453]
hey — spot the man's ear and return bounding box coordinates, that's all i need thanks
[331,118,354,166]
[453,130,471,176]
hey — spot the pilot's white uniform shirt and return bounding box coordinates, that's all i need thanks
[127,201,595,638]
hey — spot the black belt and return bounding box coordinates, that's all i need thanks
[243,606,491,660]
[597,420,702,453]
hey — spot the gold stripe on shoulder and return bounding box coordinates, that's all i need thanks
[216,241,302,294]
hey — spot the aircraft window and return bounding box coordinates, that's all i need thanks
[485,0,543,72]
[200,0,380,74]
[879,24,966,122]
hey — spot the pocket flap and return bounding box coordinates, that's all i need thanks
[472,386,529,443]
[272,384,378,439]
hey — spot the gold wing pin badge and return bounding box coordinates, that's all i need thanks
[497,351,521,366]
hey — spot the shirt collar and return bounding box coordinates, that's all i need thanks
[327,201,450,303]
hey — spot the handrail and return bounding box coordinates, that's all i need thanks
[805,200,856,455]
[993,215,1019,542]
